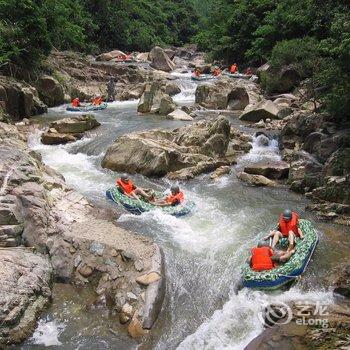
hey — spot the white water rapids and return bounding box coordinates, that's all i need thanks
[24,73,339,350]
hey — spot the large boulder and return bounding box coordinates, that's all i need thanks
[101,117,231,177]
[0,77,47,121]
[276,67,301,93]
[41,130,82,145]
[0,248,52,345]
[240,100,280,122]
[288,151,323,193]
[159,95,176,116]
[49,114,100,134]
[41,115,100,145]
[244,161,290,179]
[195,79,261,110]
[164,82,181,96]
[136,52,149,62]
[36,75,65,107]
[237,171,276,186]
[149,46,175,72]
[138,82,164,113]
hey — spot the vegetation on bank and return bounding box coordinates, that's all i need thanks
[0,0,349,120]
[195,0,350,121]
[0,0,198,68]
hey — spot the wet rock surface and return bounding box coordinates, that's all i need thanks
[0,248,52,346]
[0,122,165,343]
[280,112,350,224]
[41,114,100,145]
[101,116,232,178]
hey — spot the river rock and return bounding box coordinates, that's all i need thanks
[159,95,176,115]
[36,75,65,107]
[240,100,280,122]
[102,116,230,177]
[0,248,52,345]
[136,52,149,62]
[237,171,276,186]
[195,79,260,110]
[164,82,181,96]
[120,303,134,324]
[149,46,175,72]
[210,165,231,180]
[0,76,47,121]
[138,82,164,113]
[166,109,193,121]
[276,67,301,93]
[50,115,100,134]
[244,161,290,179]
[41,131,81,145]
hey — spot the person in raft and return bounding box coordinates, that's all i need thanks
[250,241,295,271]
[193,68,201,77]
[154,185,184,207]
[263,209,304,251]
[92,96,103,106]
[71,97,81,107]
[230,63,238,74]
[116,174,152,201]
[212,67,222,76]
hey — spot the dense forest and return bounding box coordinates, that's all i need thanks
[0,0,349,120]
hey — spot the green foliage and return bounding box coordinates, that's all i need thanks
[0,0,198,69]
[0,0,51,68]
[198,0,350,121]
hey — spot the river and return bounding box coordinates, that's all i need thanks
[20,73,348,349]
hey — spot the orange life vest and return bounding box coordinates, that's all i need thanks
[72,98,80,107]
[92,97,102,106]
[166,191,184,205]
[251,247,274,271]
[116,179,135,195]
[279,212,299,237]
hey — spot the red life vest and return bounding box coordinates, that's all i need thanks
[116,179,135,195]
[92,97,102,106]
[230,64,237,73]
[72,98,80,107]
[279,212,299,237]
[166,191,184,205]
[251,247,274,271]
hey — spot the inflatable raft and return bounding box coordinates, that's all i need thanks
[106,186,195,217]
[242,219,318,290]
[66,102,108,112]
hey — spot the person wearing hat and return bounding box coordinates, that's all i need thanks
[264,210,304,251]
[154,185,184,207]
[116,174,152,201]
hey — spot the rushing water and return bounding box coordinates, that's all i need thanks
[23,73,348,350]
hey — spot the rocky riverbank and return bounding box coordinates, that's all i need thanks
[0,122,165,346]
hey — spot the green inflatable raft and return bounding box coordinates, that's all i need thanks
[66,102,108,112]
[242,219,319,290]
[106,186,195,217]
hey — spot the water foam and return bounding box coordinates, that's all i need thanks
[177,287,333,350]
[238,134,281,166]
[30,319,65,346]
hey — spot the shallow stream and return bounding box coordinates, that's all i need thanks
[20,73,349,350]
